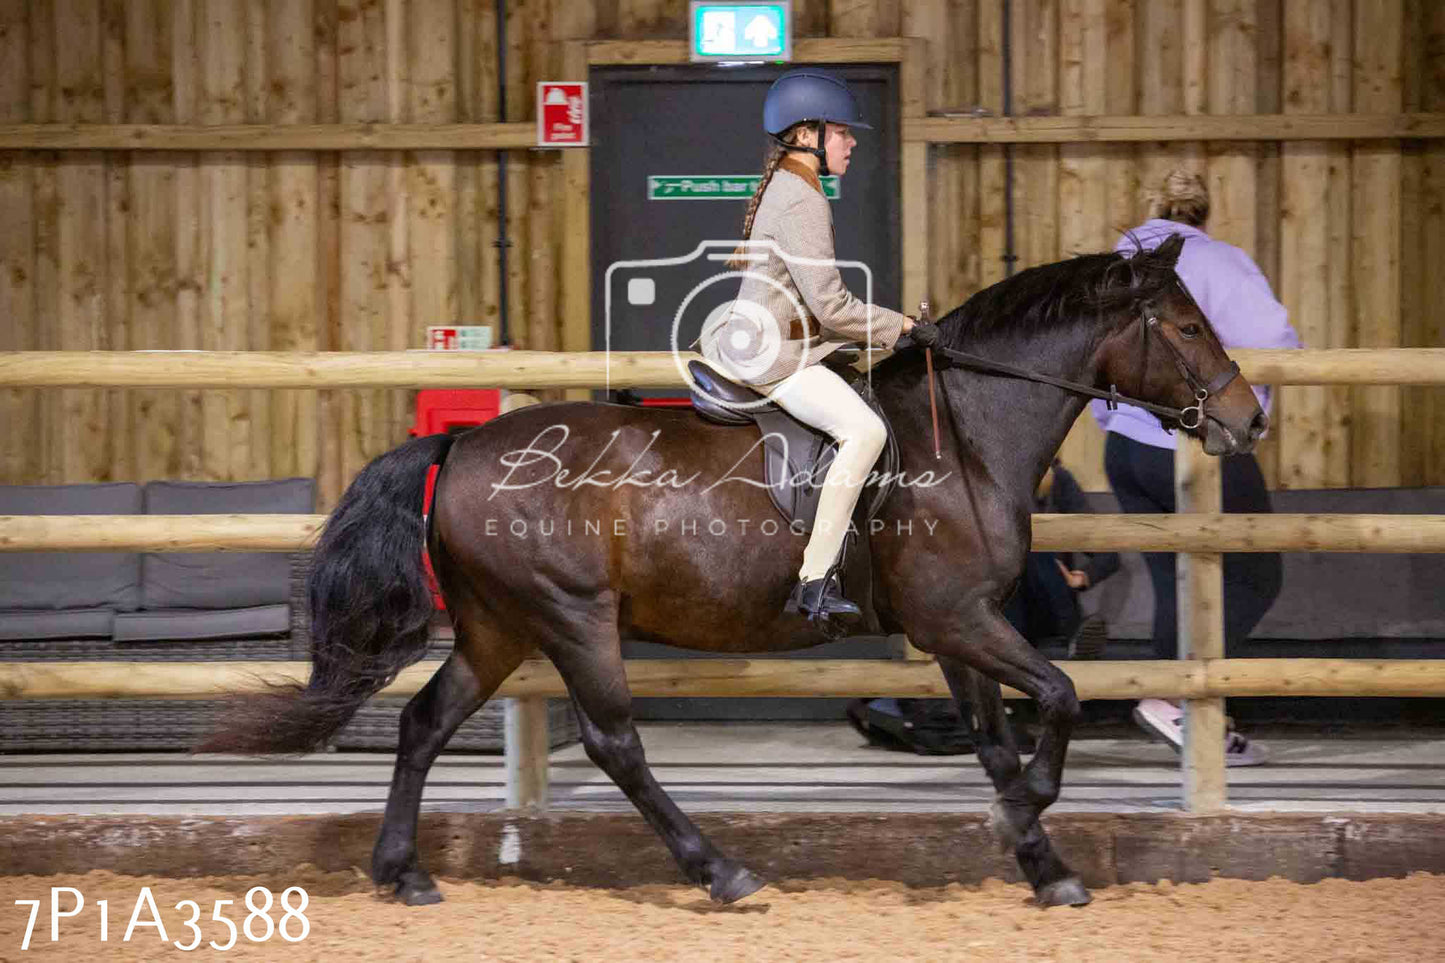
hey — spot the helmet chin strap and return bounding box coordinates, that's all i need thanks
[770,119,830,176]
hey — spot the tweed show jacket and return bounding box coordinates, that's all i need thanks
[698,157,909,387]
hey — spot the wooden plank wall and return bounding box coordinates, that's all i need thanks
[0,0,1441,506]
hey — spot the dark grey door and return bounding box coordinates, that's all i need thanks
[588,64,902,721]
[590,63,901,401]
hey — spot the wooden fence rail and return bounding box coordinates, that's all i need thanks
[3,513,1444,554]
[3,659,1443,703]
[2,349,1445,389]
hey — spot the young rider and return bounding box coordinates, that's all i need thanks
[699,68,941,627]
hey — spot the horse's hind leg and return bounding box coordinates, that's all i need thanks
[908,600,1089,907]
[938,657,1090,907]
[372,608,527,905]
[541,614,764,903]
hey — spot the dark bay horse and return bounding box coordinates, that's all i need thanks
[200,234,1266,909]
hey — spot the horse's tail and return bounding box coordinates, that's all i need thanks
[196,433,455,755]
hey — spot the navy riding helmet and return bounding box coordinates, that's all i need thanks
[762,68,871,175]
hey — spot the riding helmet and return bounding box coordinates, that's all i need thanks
[762,68,873,134]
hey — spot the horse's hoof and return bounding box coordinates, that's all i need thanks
[708,861,766,904]
[1036,876,1092,908]
[396,872,444,906]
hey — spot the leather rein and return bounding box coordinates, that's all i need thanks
[925,304,1241,434]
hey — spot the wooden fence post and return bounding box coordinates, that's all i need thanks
[499,389,551,809]
[504,696,551,809]
[1176,440,1226,812]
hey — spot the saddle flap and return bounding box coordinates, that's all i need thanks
[755,379,899,537]
[757,413,836,533]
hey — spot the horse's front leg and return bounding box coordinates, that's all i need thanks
[936,655,1090,907]
[907,600,1090,907]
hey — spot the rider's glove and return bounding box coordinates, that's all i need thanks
[907,321,942,349]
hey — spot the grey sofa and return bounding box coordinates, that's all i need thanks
[1084,485,1445,644]
[0,479,314,751]
[0,479,313,646]
[0,482,145,642]
[0,477,578,754]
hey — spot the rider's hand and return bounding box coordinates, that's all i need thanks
[908,321,942,349]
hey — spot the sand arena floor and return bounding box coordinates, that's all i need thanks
[2,868,1442,962]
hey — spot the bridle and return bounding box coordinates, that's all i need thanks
[1134,309,1242,431]
[926,286,1240,433]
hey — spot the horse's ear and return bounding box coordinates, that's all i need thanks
[1154,232,1186,267]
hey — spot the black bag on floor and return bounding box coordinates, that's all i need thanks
[846,699,977,756]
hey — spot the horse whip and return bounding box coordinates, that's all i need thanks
[920,301,942,459]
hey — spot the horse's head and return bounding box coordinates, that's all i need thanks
[1096,234,1267,455]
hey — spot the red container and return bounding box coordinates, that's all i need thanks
[409,388,502,437]
[414,389,503,609]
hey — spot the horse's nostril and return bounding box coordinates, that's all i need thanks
[1249,410,1269,439]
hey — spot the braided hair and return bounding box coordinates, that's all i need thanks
[728,129,800,268]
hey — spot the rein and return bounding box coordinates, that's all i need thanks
[925,309,1240,434]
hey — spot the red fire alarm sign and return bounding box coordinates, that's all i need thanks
[537,81,588,147]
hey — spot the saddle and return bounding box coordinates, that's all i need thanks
[687,355,901,533]
[687,354,902,637]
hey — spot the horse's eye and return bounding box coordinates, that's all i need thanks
[1180,323,1202,339]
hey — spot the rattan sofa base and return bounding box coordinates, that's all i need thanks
[0,688,579,754]
[335,693,581,752]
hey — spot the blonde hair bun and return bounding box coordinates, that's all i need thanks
[1147,168,1210,227]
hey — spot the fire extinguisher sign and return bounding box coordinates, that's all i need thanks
[536,81,588,147]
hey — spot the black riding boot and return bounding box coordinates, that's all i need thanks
[784,571,862,624]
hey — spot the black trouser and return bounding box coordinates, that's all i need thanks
[1002,552,1082,645]
[1104,433,1282,661]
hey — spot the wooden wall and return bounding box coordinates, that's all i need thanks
[0,0,1442,507]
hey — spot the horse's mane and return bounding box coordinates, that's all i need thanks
[935,240,1180,350]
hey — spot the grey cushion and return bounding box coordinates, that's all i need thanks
[0,608,116,641]
[0,483,142,612]
[1261,487,1445,639]
[142,479,314,610]
[113,604,291,641]
[1081,486,1445,641]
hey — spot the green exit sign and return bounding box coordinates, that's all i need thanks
[649,174,840,200]
[690,2,792,62]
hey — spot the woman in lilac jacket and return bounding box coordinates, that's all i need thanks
[1091,170,1301,767]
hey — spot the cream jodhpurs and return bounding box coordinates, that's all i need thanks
[759,364,887,581]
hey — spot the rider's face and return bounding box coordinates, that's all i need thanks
[797,122,856,176]
[823,123,856,176]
